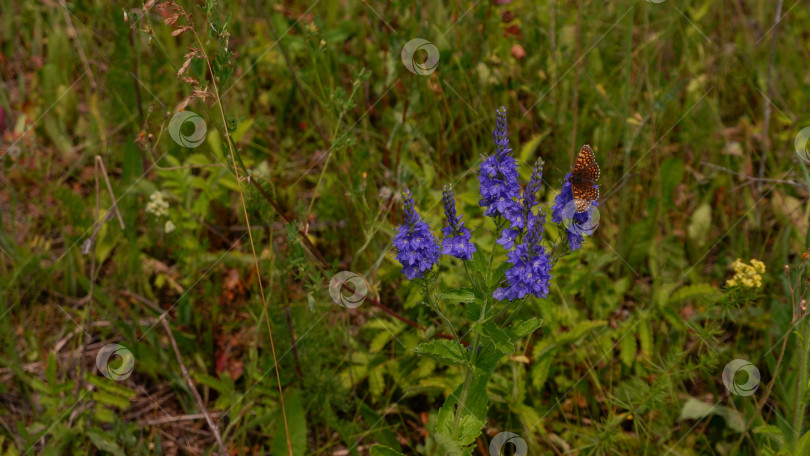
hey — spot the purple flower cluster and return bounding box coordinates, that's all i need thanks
[551,173,599,251]
[441,185,477,260]
[393,190,441,279]
[478,107,522,224]
[392,107,599,301]
[497,159,544,250]
[493,213,553,301]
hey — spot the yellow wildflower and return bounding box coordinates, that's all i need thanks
[725,258,765,289]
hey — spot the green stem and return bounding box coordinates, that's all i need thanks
[452,297,486,439]
[794,318,809,446]
[423,275,464,359]
[451,228,499,439]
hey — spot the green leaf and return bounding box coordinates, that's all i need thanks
[369,445,406,456]
[86,374,136,398]
[414,340,466,366]
[272,390,307,456]
[754,425,785,446]
[508,317,544,341]
[554,320,606,346]
[795,428,810,456]
[439,289,476,304]
[531,349,555,390]
[679,397,745,433]
[519,133,546,163]
[434,431,474,456]
[92,391,131,410]
[434,345,504,450]
[87,428,126,456]
[668,284,720,305]
[638,319,653,355]
[94,404,116,424]
[619,333,637,368]
[475,322,515,354]
[46,353,56,387]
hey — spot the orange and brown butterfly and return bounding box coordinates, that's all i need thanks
[570,144,600,213]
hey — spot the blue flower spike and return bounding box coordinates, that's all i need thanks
[441,184,477,260]
[393,190,441,279]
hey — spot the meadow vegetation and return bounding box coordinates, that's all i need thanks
[1,0,810,454]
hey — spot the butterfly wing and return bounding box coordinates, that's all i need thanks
[572,144,600,182]
[571,180,600,212]
[571,144,600,213]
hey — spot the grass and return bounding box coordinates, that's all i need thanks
[1,0,810,454]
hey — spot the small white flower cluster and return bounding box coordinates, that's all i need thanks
[145,191,170,218]
[146,191,176,234]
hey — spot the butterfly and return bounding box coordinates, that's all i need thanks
[570,144,600,213]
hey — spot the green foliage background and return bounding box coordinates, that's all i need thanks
[1,0,810,454]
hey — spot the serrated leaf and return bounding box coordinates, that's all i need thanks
[456,414,486,447]
[508,317,544,341]
[434,431,473,456]
[414,340,466,366]
[474,322,515,354]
